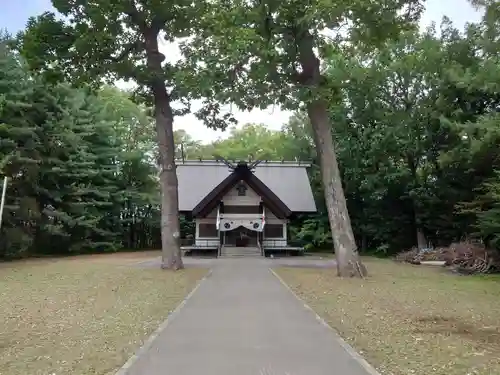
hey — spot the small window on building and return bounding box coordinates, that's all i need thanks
[198,223,218,237]
[236,183,247,196]
[264,224,284,238]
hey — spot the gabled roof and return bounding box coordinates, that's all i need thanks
[176,160,317,215]
[192,162,292,218]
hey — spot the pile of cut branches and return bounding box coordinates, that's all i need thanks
[394,241,500,275]
[394,247,448,265]
[445,242,500,275]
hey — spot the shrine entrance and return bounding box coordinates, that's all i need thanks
[224,227,258,247]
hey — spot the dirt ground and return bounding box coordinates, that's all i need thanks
[0,251,206,375]
[275,258,500,375]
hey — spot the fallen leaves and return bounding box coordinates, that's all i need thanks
[0,254,206,375]
[275,258,500,375]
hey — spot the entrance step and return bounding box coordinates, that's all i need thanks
[220,246,262,258]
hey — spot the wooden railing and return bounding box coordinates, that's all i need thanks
[262,239,305,249]
[179,238,219,248]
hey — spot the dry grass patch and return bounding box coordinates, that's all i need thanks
[275,258,500,375]
[0,253,206,375]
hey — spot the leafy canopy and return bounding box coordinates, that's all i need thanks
[179,0,424,114]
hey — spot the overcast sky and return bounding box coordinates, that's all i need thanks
[2,0,483,143]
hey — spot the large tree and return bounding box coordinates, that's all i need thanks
[17,0,218,269]
[180,0,423,276]
[334,29,449,250]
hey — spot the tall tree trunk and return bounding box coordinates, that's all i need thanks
[413,203,428,250]
[154,96,183,269]
[416,226,427,250]
[295,29,366,277]
[145,30,183,270]
[361,233,368,252]
[307,100,367,277]
[406,154,427,250]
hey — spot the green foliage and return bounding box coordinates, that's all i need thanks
[2,0,500,260]
[180,0,424,123]
[456,113,500,248]
[16,0,230,124]
[476,170,500,248]
[0,40,160,259]
[173,14,500,255]
[19,1,186,87]
[16,0,231,267]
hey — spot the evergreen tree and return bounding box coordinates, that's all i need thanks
[1,38,161,259]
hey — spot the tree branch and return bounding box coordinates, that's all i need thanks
[126,0,148,32]
[228,61,247,83]
[151,15,166,34]
[110,40,142,63]
[295,28,321,84]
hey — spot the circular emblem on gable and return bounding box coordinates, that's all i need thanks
[253,222,259,229]
[224,222,231,229]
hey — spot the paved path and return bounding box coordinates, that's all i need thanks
[124,258,375,375]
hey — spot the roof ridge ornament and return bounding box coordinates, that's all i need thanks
[213,154,236,170]
[213,155,262,172]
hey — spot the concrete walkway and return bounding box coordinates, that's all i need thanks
[123,258,376,375]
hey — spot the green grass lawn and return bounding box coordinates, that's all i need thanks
[275,258,500,375]
[0,252,206,375]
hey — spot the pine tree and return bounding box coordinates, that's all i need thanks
[0,35,41,257]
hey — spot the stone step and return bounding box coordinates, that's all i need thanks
[220,247,262,257]
[221,252,261,257]
[220,254,262,258]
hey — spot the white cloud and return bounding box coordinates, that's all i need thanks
[120,0,483,144]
